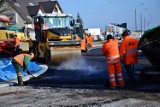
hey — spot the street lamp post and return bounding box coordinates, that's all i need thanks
[140,13,143,36]
[143,8,148,32]
[135,3,143,32]
[144,17,145,31]
[135,9,137,31]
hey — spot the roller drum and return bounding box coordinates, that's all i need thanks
[50,47,81,65]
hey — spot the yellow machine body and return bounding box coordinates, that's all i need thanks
[29,13,81,65]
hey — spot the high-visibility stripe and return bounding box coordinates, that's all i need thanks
[118,78,123,81]
[17,54,24,66]
[107,59,120,64]
[13,54,25,66]
[109,74,115,77]
[126,48,137,54]
[107,55,119,59]
[110,78,116,82]
[17,55,23,62]
[117,73,122,76]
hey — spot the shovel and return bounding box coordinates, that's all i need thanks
[26,71,35,78]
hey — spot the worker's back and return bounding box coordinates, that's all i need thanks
[120,36,138,64]
[102,39,120,62]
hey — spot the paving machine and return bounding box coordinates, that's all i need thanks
[139,25,160,67]
[29,13,81,65]
[138,25,160,79]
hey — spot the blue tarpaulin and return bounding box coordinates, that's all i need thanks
[0,58,41,81]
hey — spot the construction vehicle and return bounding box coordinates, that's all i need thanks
[138,25,160,79]
[29,13,81,65]
[139,25,160,66]
[7,26,30,53]
[0,14,29,57]
[0,14,16,57]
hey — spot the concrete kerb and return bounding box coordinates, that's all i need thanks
[0,65,48,88]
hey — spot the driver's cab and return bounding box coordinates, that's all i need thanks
[40,13,75,30]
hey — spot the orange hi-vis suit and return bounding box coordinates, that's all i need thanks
[13,54,29,67]
[14,36,20,47]
[74,35,86,51]
[102,38,124,87]
[12,53,34,85]
[119,35,139,85]
[119,36,139,65]
[14,35,20,55]
[75,35,81,40]
[85,35,94,48]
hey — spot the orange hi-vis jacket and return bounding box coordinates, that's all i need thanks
[85,35,94,47]
[81,39,86,51]
[14,36,20,47]
[102,39,120,64]
[119,36,139,65]
[13,54,30,67]
[75,35,81,40]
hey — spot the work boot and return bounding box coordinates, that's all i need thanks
[18,82,24,86]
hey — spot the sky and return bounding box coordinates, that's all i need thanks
[58,0,160,31]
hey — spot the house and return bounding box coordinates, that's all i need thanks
[106,23,127,36]
[0,0,63,29]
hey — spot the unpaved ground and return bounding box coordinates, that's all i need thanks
[0,85,160,107]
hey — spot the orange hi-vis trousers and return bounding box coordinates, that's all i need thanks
[107,61,124,87]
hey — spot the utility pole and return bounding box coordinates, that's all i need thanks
[135,3,144,32]
[135,9,137,31]
[144,17,145,31]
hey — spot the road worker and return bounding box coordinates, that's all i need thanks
[12,53,34,86]
[119,30,139,87]
[102,34,124,89]
[85,33,94,48]
[14,34,20,55]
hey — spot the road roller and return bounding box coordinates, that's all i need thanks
[29,13,81,65]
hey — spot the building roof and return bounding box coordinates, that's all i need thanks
[27,1,64,23]
[39,1,64,13]
[5,0,50,24]
[27,5,44,18]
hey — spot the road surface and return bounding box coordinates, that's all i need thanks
[0,46,159,107]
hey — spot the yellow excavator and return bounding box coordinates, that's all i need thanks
[29,13,81,65]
